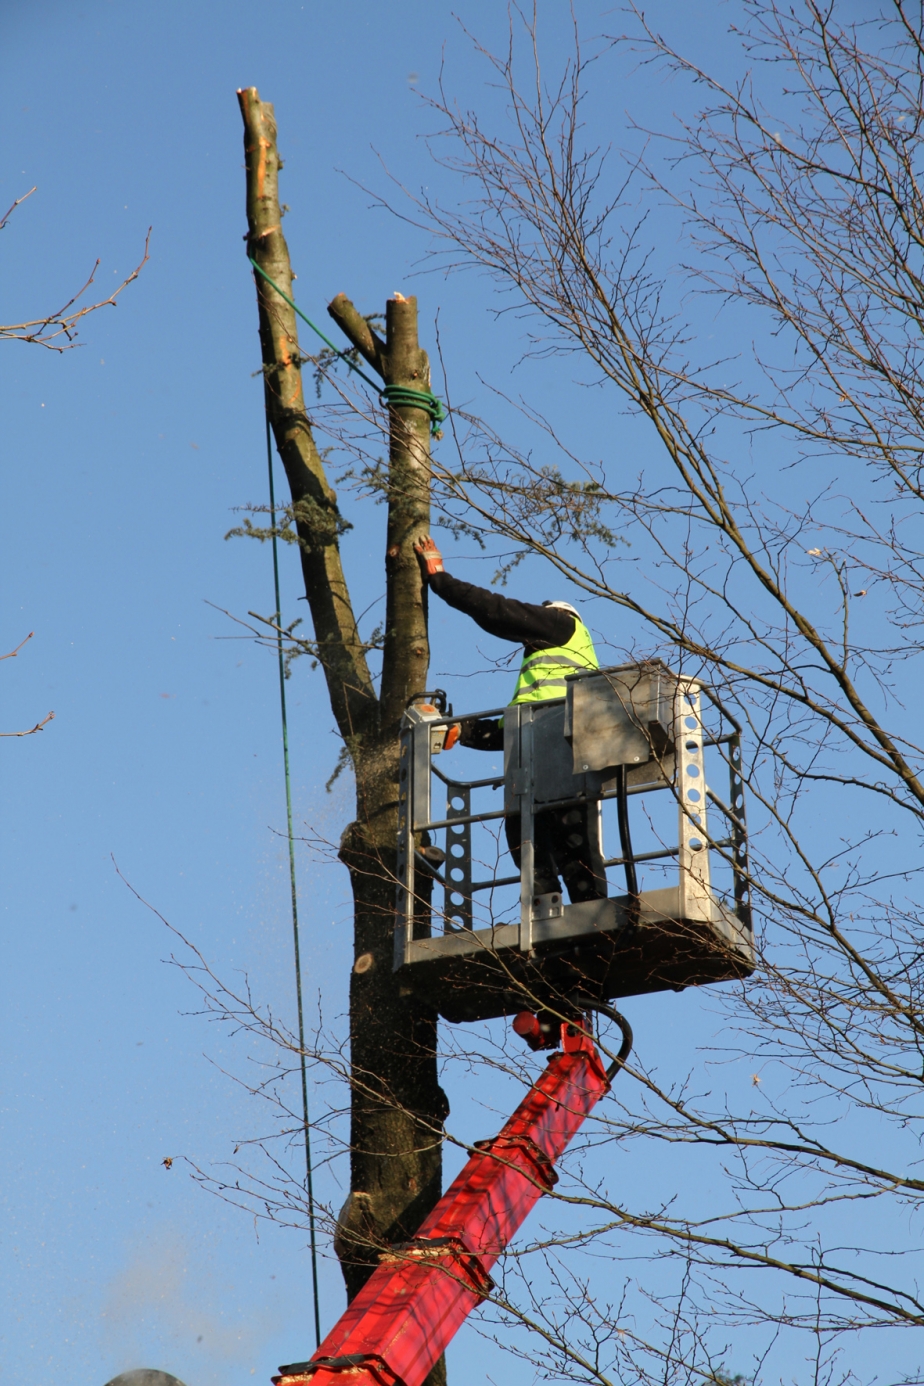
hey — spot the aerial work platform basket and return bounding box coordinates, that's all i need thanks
[394,662,754,1023]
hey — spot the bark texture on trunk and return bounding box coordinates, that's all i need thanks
[238,88,447,1385]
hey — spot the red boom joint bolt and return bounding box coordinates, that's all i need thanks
[512,1010,543,1048]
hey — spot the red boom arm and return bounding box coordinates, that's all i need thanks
[274,1020,612,1386]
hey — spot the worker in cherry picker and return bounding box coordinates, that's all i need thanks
[415,534,608,905]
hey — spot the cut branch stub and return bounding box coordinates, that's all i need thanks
[328,293,386,376]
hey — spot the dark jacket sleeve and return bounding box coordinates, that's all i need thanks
[459,716,505,752]
[428,571,574,649]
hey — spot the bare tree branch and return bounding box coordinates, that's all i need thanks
[0,710,54,738]
[0,185,36,233]
[1,226,151,350]
[1,632,54,737]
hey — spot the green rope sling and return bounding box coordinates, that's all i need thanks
[248,258,447,437]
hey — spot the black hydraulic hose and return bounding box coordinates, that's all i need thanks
[615,765,639,897]
[581,1000,633,1080]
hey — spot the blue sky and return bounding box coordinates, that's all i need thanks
[2,5,911,1386]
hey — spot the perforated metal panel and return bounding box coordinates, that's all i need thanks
[674,681,712,922]
[443,782,473,931]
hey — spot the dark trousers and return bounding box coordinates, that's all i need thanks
[505,804,608,902]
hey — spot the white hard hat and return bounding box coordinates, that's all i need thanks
[542,600,580,619]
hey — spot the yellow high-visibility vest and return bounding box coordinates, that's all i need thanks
[510,619,599,705]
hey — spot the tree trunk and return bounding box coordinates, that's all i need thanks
[237,87,447,1385]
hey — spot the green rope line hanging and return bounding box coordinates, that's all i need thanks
[249,258,447,437]
[263,415,323,1349]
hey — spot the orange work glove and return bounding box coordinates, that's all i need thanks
[414,534,444,576]
[444,723,461,751]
